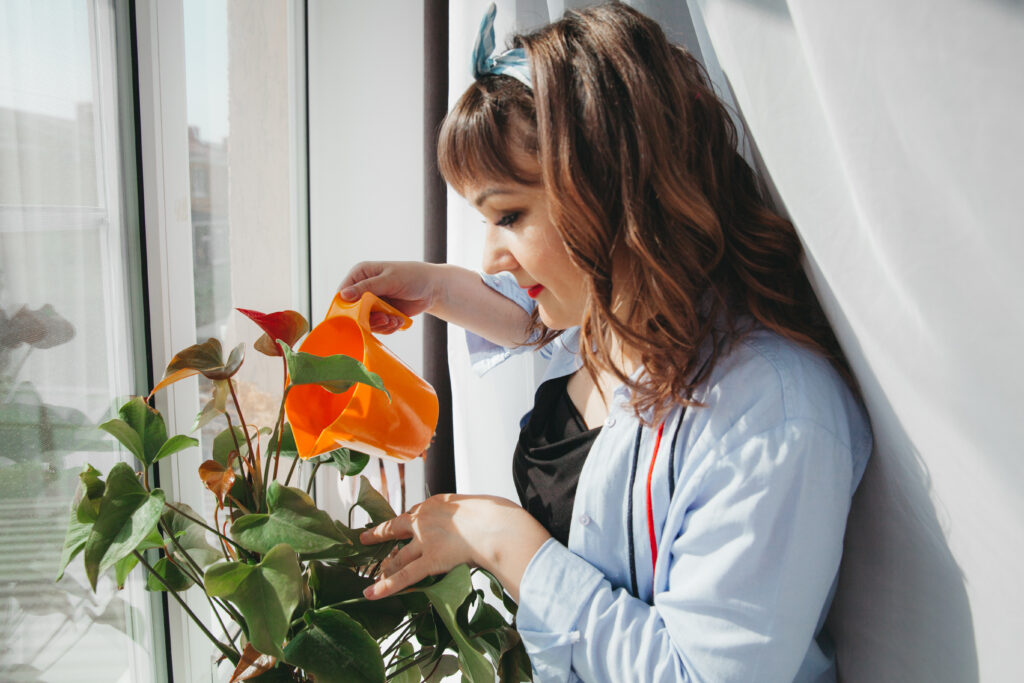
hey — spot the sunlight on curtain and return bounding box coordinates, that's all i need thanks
[0,1,162,681]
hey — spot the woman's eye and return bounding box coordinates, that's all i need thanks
[496,212,520,227]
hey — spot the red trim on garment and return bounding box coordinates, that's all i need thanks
[646,421,666,583]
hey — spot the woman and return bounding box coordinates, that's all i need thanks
[341,4,871,681]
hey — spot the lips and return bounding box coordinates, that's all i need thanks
[527,284,544,298]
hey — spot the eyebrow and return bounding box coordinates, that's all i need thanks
[473,188,513,207]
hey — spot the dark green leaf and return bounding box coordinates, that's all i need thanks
[118,397,168,466]
[57,469,101,581]
[213,426,247,467]
[145,556,194,592]
[76,464,105,523]
[355,475,396,524]
[413,565,493,683]
[230,483,351,556]
[420,654,460,683]
[307,562,405,639]
[319,447,370,476]
[161,504,221,568]
[97,418,145,465]
[152,433,198,464]
[281,608,385,683]
[205,544,303,659]
[388,642,421,683]
[82,463,165,590]
[115,527,163,588]
[267,422,298,456]
[280,342,390,398]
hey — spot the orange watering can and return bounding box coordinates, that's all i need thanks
[285,292,439,462]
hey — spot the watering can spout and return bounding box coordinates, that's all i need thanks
[285,292,439,462]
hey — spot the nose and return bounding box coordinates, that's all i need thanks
[481,223,518,275]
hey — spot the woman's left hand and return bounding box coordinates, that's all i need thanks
[360,494,551,603]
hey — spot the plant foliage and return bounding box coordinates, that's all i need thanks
[58,307,531,681]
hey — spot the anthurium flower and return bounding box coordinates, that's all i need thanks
[149,338,244,397]
[236,308,309,357]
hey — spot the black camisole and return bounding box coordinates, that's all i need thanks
[512,374,601,546]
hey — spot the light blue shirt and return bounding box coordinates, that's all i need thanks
[467,272,872,683]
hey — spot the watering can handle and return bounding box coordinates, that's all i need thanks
[345,292,413,332]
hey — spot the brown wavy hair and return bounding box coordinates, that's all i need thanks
[438,2,846,423]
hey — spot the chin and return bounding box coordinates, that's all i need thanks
[537,306,577,331]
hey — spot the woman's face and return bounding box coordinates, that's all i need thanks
[466,170,587,331]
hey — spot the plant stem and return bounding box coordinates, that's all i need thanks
[133,550,240,661]
[399,463,406,514]
[283,452,301,488]
[228,379,262,503]
[165,502,244,551]
[305,462,321,495]
[271,363,290,481]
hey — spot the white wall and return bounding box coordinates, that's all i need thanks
[308,1,426,510]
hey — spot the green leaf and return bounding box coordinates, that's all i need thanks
[319,447,370,476]
[204,543,303,659]
[354,475,396,524]
[267,422,298,457]
[388,642,421,683]
[161,504,222,568]
[412,565,493,683]
[99,398,177,468]
[57,469,102,581]
[230,483,352,556]
[213,426,247,467]
[280,342,390,398]
[82,463,165,590]
[98,418,145,465]
[420,654,460,682]
[145,556,194,592]
[307,562,405,638]
[76,464,106,523]
[281,608,385,683]
[152,433,198,464]
[115,527,164,588]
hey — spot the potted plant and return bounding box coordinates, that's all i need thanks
[57,307,531,682]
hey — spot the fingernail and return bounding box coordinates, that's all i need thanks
[340,287,357,300]
[363,584,377,599]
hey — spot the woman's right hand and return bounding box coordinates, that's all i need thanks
[338,261,444,334]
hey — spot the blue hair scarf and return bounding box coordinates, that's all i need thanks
[472,3,532,88]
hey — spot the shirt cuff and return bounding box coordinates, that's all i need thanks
[516,539,605,682]
[465,271,537,376]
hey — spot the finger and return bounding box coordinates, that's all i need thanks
[338,263,381,298]
[381,542,422,577]
[338,272,388,302]
[361,515,412,545]
[368,311,404,333]
[364,558,430,600]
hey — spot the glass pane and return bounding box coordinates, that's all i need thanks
[0,1,162,681]
[183,0,305,460]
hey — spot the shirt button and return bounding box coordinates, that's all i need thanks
[579,514,591,526]
[604,416,616,428]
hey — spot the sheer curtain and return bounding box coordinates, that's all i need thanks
[0,1,162,680]
[447,0,1022,680]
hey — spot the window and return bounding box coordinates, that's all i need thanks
[0,1,163,680]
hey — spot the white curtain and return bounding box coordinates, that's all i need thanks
[447,0,1023,680]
